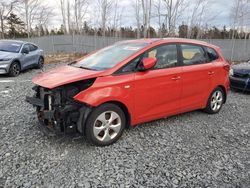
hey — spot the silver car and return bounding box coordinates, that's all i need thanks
[0,40,44,77]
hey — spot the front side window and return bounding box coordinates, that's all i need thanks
[75,43,148,71]
[22,44,30,53]
[118,56,142,74]
[144,44,178,69]
[181,44,207,65]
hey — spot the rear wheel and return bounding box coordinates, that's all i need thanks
[204,87,225,114]
[85,103,126,146]
[9,62,21,77]
[37,57,44,69]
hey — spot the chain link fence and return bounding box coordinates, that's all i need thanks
[17,35,250,61]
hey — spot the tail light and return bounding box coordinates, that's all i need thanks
[223,63,230,72]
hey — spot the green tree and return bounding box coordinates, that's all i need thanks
[179,24,188,38]
[221,26,229,39]
[7,13,26,38]
[161,23,167,37]
[57,24,65,35]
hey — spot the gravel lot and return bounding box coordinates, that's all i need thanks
[0,63,250,187]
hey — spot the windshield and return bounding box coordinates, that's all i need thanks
[0,41,23,53]
[75,43,148,71]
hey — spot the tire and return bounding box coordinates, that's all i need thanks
[8,62,21,77]
[85,103,126,146]
[36,57,44,69]
[204,87,225,114]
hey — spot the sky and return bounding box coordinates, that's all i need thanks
[42,0,235,30]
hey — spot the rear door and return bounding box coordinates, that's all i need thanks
[20,44,32,69]
[133,44,182,123]
[28,44,39,65]
[180,44,213,112]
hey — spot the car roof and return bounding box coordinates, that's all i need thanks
[1,39,24,44]
[118,38,162,44]
[118,38,219,49]
[162,38,219,48]
[0,39,38,46]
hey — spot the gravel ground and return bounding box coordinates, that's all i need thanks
[0,63,250,188]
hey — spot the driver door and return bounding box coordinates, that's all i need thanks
[133,44,182,124]
[20,44,32,69]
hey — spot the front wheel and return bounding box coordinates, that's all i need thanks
[8,62,21,77]
[85,103,126,146]
[204,87,225,114]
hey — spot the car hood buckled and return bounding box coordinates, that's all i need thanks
[32,65,104,89]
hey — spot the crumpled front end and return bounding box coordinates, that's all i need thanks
[26,79,95,135]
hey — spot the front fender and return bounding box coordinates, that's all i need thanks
[73,75,135,123]
[73,85,131,107]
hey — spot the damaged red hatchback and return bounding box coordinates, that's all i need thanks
[26,38,230,146]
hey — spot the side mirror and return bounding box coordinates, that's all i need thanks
[140,57,157,71]
[22,48,29,54]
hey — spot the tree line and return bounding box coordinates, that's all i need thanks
[1,0,250,39]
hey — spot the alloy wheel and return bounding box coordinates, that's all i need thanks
[12,64,20,76]
[38,58,44,68]
[210,90,223,111]
[93,111,122,142]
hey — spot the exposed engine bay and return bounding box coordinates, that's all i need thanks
[26,78,96,135]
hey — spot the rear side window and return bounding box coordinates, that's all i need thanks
[181,44,207,66]
[29,44,38,51]
[206,47,219,61]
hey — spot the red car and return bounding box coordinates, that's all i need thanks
[26,38,230,146]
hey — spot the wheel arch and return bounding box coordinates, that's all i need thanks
[79,100,131,137]
[216,85,227,103]
[39,55,44,61]
[11,59,21,69]
[100,100,131,129]
[11,59,22,68]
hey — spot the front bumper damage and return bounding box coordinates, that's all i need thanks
[26,85,92,136]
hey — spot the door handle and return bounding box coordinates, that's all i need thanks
[171,76,181,81]
[208,71,215,75]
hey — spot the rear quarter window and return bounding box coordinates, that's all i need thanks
[206,47,219,62]
[29,44,38,51]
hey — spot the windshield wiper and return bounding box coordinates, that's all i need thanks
[79,66,97,71]
[69,62,96,70]
[68,61,77,65]
[0,49,10,52]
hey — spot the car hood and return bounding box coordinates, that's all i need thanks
[232,62,250,74]
[0,51,18,59]
[32,65,105,89]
